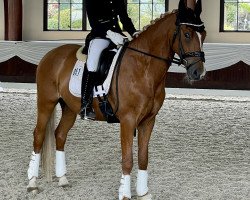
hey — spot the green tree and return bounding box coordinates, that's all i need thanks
[48,8,82,30]
[224,3,237,30]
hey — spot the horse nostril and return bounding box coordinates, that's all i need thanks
[193,69,200,80]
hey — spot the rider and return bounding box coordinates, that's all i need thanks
[80,0,137,120]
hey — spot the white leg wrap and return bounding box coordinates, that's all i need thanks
[119,174,131,200]
[136,170,149,197]
[27,151,41,180]
[56,150,67,177]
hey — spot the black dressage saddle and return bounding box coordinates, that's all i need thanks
[95,48,116,86]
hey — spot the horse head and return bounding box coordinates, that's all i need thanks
[171,0,206,81]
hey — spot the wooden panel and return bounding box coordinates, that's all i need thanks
[166,61,250,90]
[0,58,249,90]
[0,56,36,83]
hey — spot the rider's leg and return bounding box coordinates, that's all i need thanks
[80,38,110,120]
[80,65,96,119]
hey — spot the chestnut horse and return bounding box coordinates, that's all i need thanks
[27,1,206,199]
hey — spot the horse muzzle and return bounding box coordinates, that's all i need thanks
[186,60,206,81]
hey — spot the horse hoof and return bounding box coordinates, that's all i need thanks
[122,198,130,200]
[58,175,69,187]
[27,177,38,194]
[31,188,39,195]
[137,193,152,200]
[27,187,39,194]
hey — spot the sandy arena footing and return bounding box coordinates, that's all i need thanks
[0,85,249,200]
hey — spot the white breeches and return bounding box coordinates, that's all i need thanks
[87,38,110,72]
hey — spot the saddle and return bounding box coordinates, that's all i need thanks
[95,48,117,86]
[94,48,119,123]
[74,44,128,123]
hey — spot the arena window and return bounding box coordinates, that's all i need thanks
[220,0,250,32]
[43,0,169,31]
[126,0,168,30]
[44,0,86,31]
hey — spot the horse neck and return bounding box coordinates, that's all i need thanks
[130,13,176,62]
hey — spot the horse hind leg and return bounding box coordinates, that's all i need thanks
[27,95,58,193]
[55,100,77,187]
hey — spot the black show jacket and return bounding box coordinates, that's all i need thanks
[86,0,136,38]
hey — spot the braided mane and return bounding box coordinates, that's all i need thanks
[135,10,177,37]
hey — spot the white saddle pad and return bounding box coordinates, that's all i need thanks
[69,47,122,98]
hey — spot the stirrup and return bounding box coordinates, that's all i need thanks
[80,106,95,120]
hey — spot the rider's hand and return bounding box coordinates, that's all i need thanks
[132,31,140,38]
[106,30,126,46]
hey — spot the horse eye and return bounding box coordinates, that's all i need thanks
[184,33,191,39]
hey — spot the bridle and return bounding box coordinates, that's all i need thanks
[125,22,205,70]
[172,22,205,70]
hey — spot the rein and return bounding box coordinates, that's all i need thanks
[124,23,205,70]
[125,45,180,66]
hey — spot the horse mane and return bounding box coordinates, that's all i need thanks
[135,10,178,37]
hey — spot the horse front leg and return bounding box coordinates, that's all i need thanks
[119,119,135,200]
[55,104,77,187]
[27,151,40,194]
[136,117,156,200]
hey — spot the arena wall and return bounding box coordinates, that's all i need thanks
[0,0,248,43]
[22,0,88,41]
[170,0,250,43]
[0,0,4,40]
[0,0,249,89]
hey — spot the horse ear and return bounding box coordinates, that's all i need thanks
[194,0,202,17]
[178,0,187,14]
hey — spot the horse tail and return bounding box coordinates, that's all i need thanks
[41,108,56,182]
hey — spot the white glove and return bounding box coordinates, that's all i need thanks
[132,31,140,38]
[106,30,126,46]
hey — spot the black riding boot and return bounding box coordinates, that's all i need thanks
[80,65,96,120]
